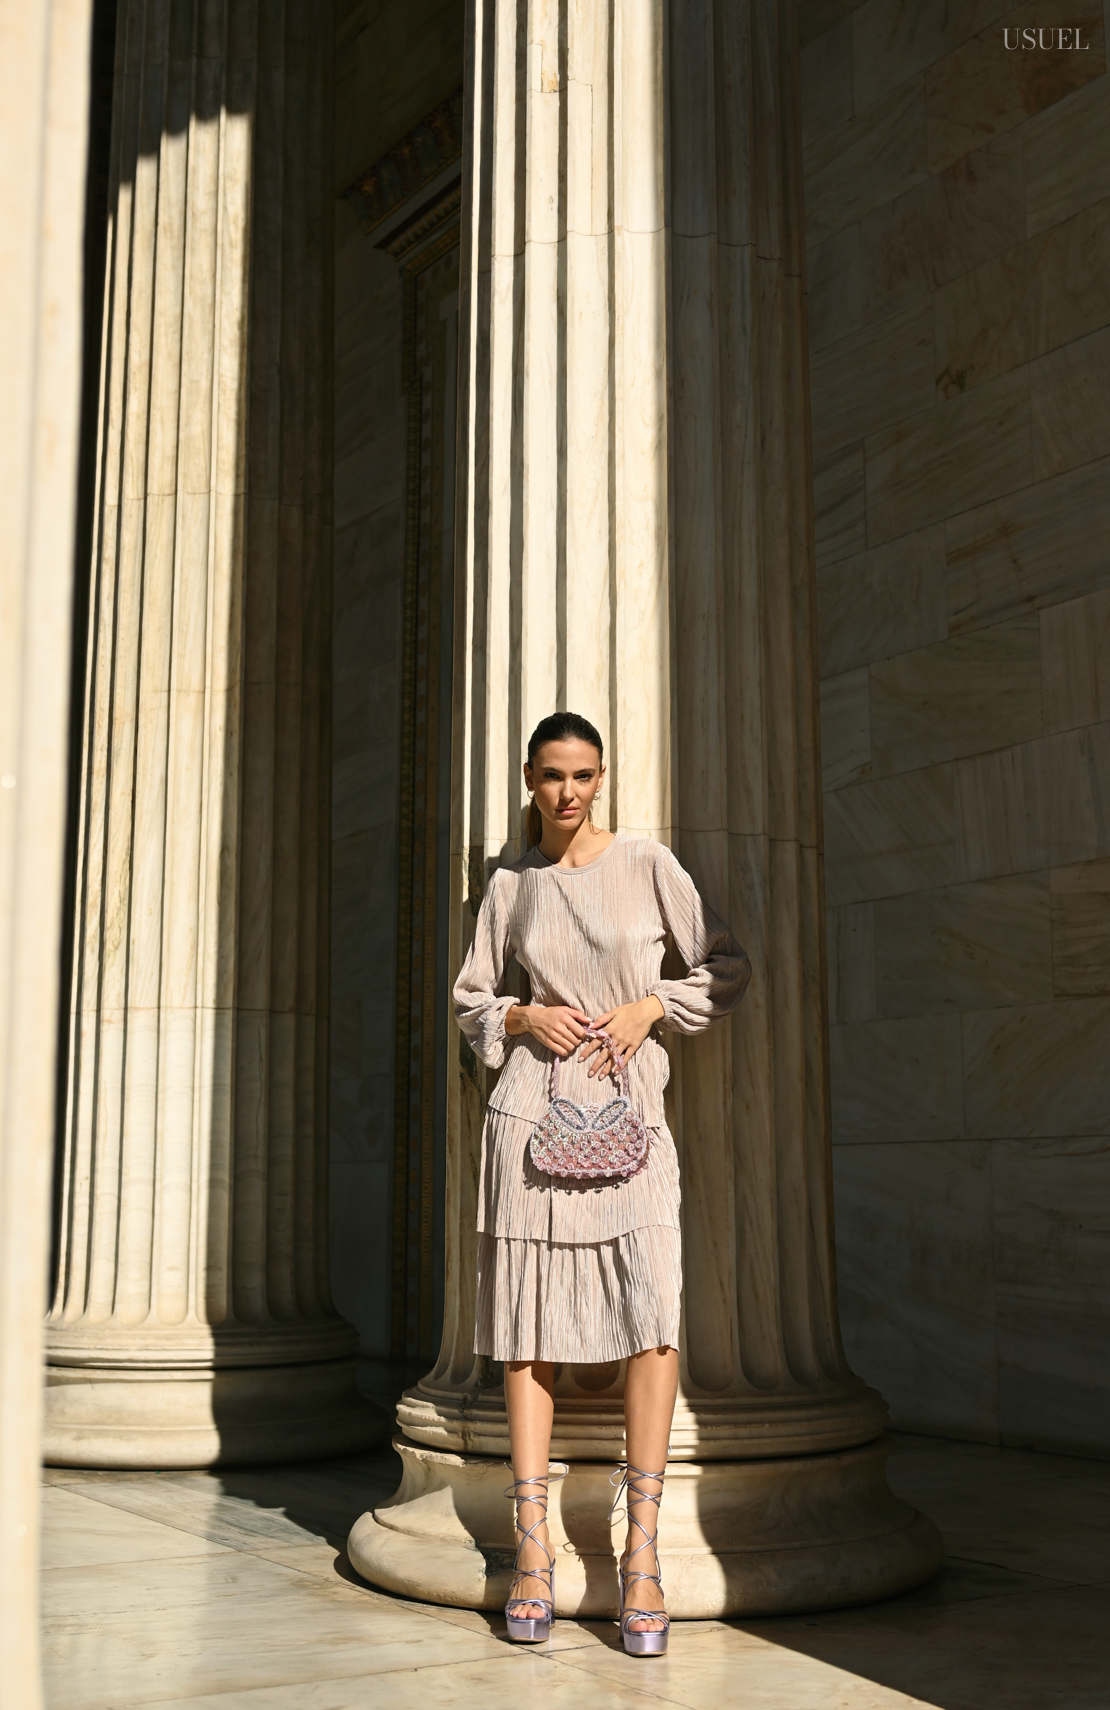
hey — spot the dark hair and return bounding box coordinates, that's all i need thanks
[525,711,604,846]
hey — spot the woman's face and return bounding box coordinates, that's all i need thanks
[524,739,604,834]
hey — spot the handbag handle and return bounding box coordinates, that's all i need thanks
[550,1027,627,1099]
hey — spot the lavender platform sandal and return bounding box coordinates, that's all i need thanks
[503,1466,567,1642]
[610,1463,671,1657]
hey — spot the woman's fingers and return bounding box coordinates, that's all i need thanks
[533,1006,647,1064]
[550,1015,589,1055]
[589,1042,621,1078]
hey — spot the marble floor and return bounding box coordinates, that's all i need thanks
[41,1428,1110,1710]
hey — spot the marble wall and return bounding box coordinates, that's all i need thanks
[801,0,1110,1456]
[329,3,463,1359]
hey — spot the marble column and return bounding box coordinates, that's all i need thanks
[349,0,941,1613]
[45,0,379,1467]
[1,5,94,1696]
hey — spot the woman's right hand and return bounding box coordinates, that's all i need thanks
[506,1003,591,1057]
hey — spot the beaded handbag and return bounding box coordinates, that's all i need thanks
[528,1029,650,1181]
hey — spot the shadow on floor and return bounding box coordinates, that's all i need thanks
[725,1433,1110,1710]
[215,1440,403,1554]
[202,1427,1110,1710]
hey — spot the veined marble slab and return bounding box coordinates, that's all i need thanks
[994,1134,1110,1457]
[869,615,1042,776]
[946,453,1110,634]
[850,0,1013,111]
[924,6,1105,175]
[817,525,948,678]
[1030,323,1110,478]
[807,224,862,353]
[858,131,1024,324]
[885,1433,1110,1581]
[830,1013,964,1141]
[833,1140,997,1436]
[827,900,877,1024]
[801,15,853,143]
[813,440,868,568]
[955,721,1110,880]
[40,1487,231,1571]
[39,1453,400,1556]
[825,762,958,904]
[1039,595,1108,735]
[963,995,1110,1137]
[866,367,1032,547]
[874,874,1052,1016]
[821,667,872,791]
[804,79,929,247]
[1049,857,1110,995]
[40,1433,1110,1707]
[934,197,1110,398]
[524,1630,940,1710]
[810,299,935,458]
[743,1584,1110,1708]
[42,1551,511,1710]
[800,0,869,50]
[1023,72,1110,234]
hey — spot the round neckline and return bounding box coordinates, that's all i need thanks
[535,833,621,875]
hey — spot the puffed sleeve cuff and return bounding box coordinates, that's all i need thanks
[454,993,519,1070]
[649,955,751,1035]
[649,844,752,1034]
[451,871,519,1067]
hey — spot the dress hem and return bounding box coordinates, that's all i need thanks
[473,1226,682,1366]
[474,1336,680,1363]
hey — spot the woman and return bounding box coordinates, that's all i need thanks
[453,711,749,1656]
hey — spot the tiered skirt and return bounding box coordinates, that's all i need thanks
[473,1107,682,1363]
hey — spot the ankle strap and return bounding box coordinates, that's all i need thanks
[503,1463,568,1506]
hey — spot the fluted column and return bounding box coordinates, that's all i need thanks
[45,0,378,1467]
[351,0,940,1614]
[1,5,93,1697]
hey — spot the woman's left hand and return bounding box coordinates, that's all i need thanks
[579,995,665,1080]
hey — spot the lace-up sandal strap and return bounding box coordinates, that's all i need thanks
[608,1463,666,1540]
[503,1466,567,1616]
[610,1465,671,1642]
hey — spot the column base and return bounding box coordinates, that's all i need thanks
[348,1432,942,1618]
[44,1356,389,1468]
[399,1371,891,1459]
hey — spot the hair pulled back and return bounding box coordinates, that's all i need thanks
[525,711,604,847]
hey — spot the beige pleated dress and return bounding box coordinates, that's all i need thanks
[453,835,750,1364]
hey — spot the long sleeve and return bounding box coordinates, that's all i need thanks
[452,872,520,1068]
[649,844,751,1034]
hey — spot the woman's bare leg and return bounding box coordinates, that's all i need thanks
[622,1345,679,1632]
[504,1360,556,1620]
